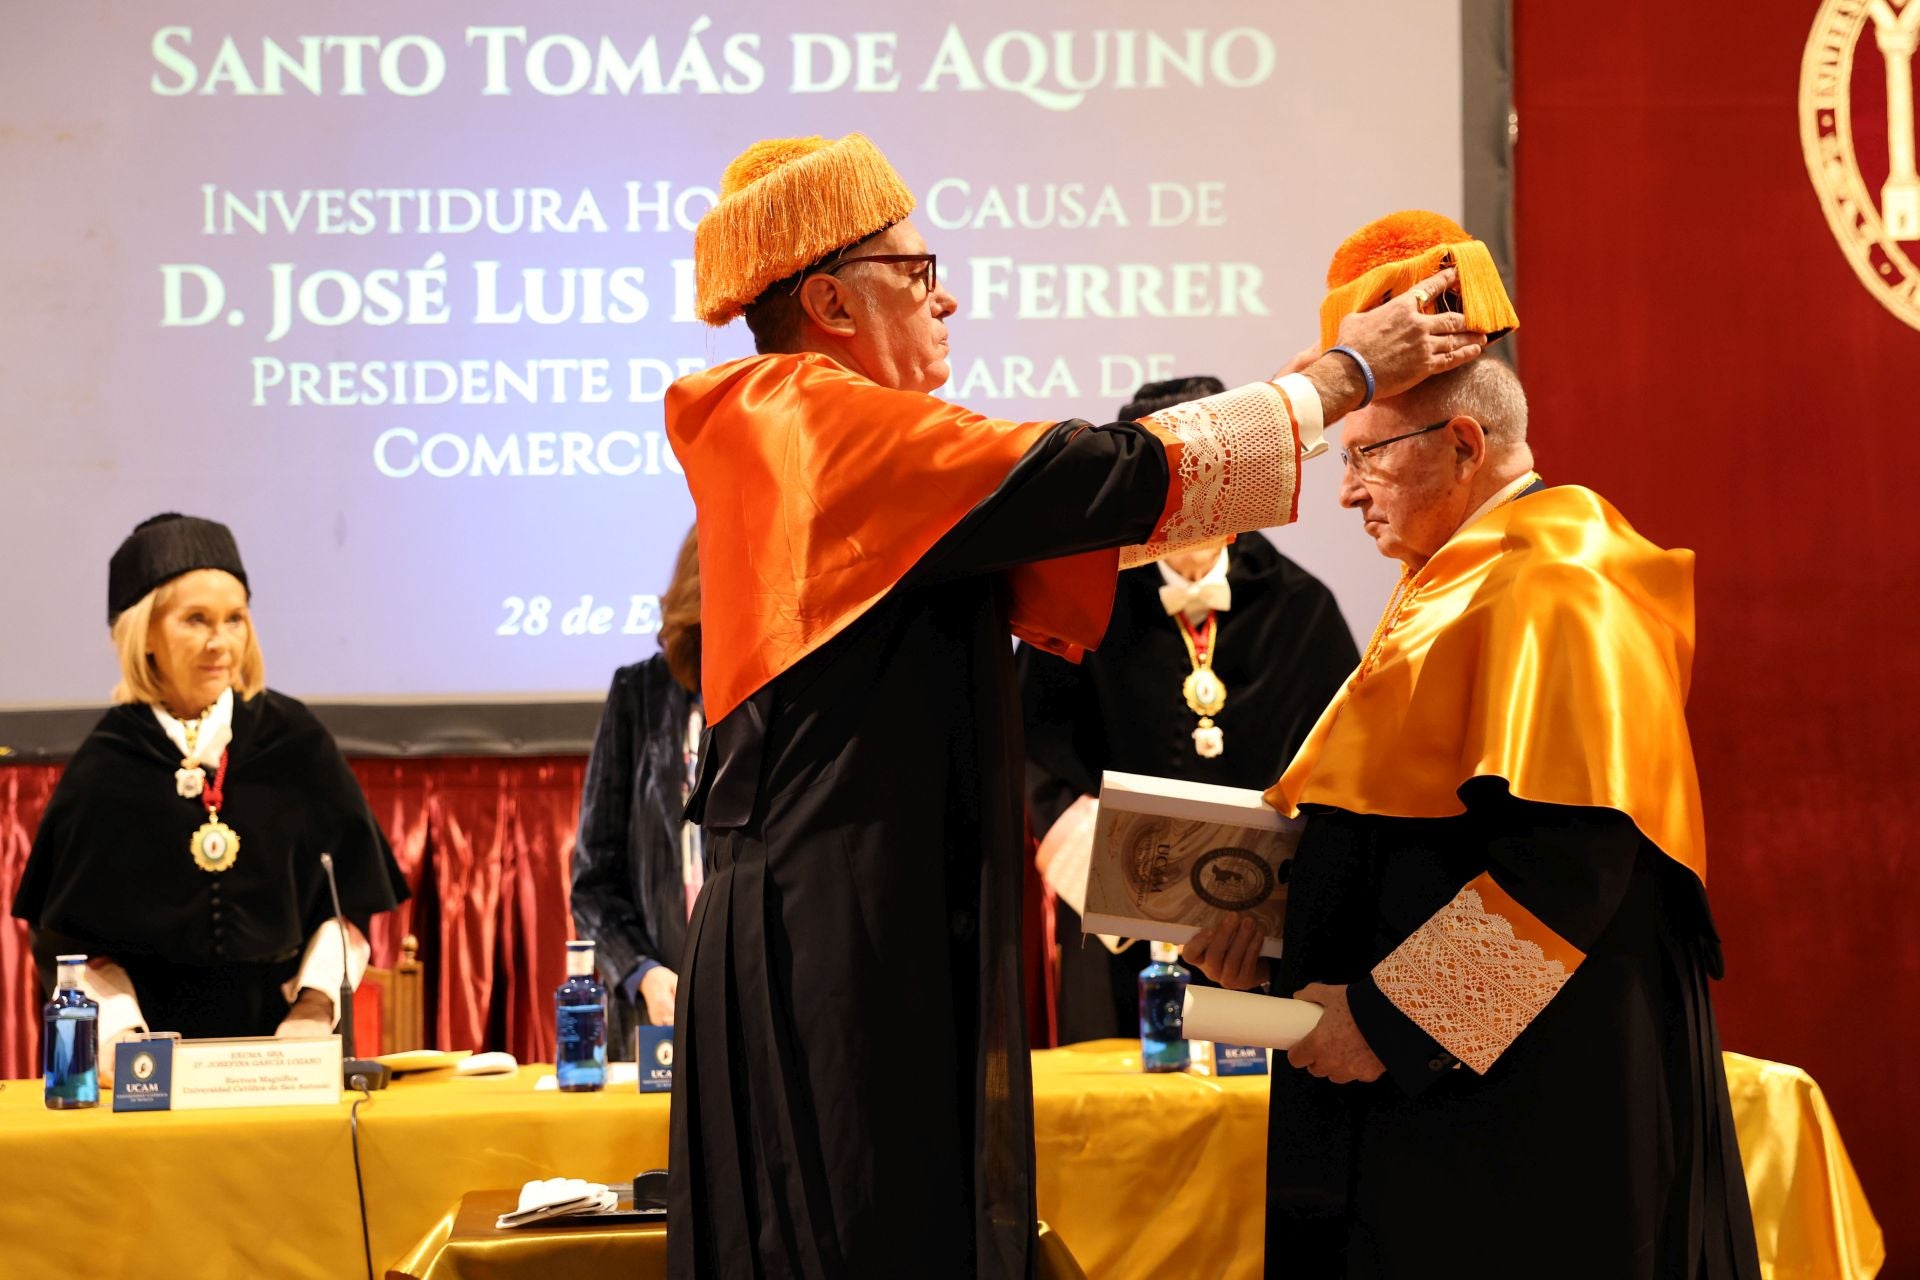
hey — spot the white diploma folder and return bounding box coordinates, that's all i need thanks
[1082,770,1302,957]
[1182,986,1324,1050]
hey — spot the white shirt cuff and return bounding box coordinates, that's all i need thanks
[282,919,372,1028]
[78,960,148,1049]
[1274,374,1328,459]
[1037,795,1098,916]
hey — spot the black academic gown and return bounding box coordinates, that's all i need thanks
[668,421,1173,1280]
[13,689,408,1038]
[572,654,698,1059]
[1019,538,1357,1042]
[1268,779,1761,1280]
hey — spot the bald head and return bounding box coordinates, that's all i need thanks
[1392,355,1529,453]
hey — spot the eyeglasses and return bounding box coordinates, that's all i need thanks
[1338,420,1450,476]
[793,252,938,297]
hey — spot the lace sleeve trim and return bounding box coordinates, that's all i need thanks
[1120,381,1300,570]
[1371,876,1583,1075]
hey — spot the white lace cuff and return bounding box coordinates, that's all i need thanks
[1370,876,1582,1075]
[1121,381,1302,569]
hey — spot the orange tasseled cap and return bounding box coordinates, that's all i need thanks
[692,133,916,326]
[1318,210,1518,350]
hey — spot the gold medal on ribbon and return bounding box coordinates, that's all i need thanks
[1176,613,1227,757]
[191,812,240,873]
[1182,668,1227,717]
[184,748,238,872]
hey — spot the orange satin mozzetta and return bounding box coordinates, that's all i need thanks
[1268,485,1707,882]
[665,352,1154,725]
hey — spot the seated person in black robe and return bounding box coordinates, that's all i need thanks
[1186,350,1762,1279]
[13,514,408,1062]
[572,525,704,1058]
[1019,376,1357,1043]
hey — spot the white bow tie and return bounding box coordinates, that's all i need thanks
[1159,579,1232,617]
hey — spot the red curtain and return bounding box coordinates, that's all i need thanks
[3,753,1063,1075]
[0,756,583,1078]
[1515,2,1920,1265]
[0,767,60,1080]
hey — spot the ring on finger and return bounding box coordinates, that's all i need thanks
[1409,287,1431,307]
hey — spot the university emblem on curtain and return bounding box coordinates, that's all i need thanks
[1802,0,1920,329]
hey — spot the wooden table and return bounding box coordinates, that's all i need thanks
[387,1189,667,1280]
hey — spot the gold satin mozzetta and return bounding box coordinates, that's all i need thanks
[1269,485,1708,882]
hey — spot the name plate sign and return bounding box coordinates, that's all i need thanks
[114,1035,341,1111]
[1212,1043,1270,1076]
[1189,1040,1269,1078]
[636,1026,674,1094]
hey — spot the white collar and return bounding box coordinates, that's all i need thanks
[1459,471,1540,534]
[152,687,235,768]
[1156,546,1229,592]
[1156,547,1231,622]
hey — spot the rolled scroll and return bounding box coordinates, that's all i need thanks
[1181,986,1323,1050]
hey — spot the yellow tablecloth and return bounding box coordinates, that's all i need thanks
[0,1046,1881,1280]
[1725,1053,1887,1280]
[0,1065,664,1280]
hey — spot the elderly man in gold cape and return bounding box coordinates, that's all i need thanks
[1187,214,1762,1279]
[663,139,1485,1280]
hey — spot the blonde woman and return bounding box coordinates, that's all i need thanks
[13,514,407,1058]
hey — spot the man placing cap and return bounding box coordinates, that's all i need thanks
[664,135,1482,1280]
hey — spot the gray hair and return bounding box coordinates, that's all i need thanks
[1395,355,1529,449]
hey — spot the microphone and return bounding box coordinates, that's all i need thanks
[320,852,389,1091]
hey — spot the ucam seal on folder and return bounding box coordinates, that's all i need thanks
[1081,770,1302,957]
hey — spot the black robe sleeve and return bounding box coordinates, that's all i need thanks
[691,421,1171,837]
[907,421,1170,582]
[955,419,1169,842]
[928,419,1165,844]
[1347,781,1642,1095]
